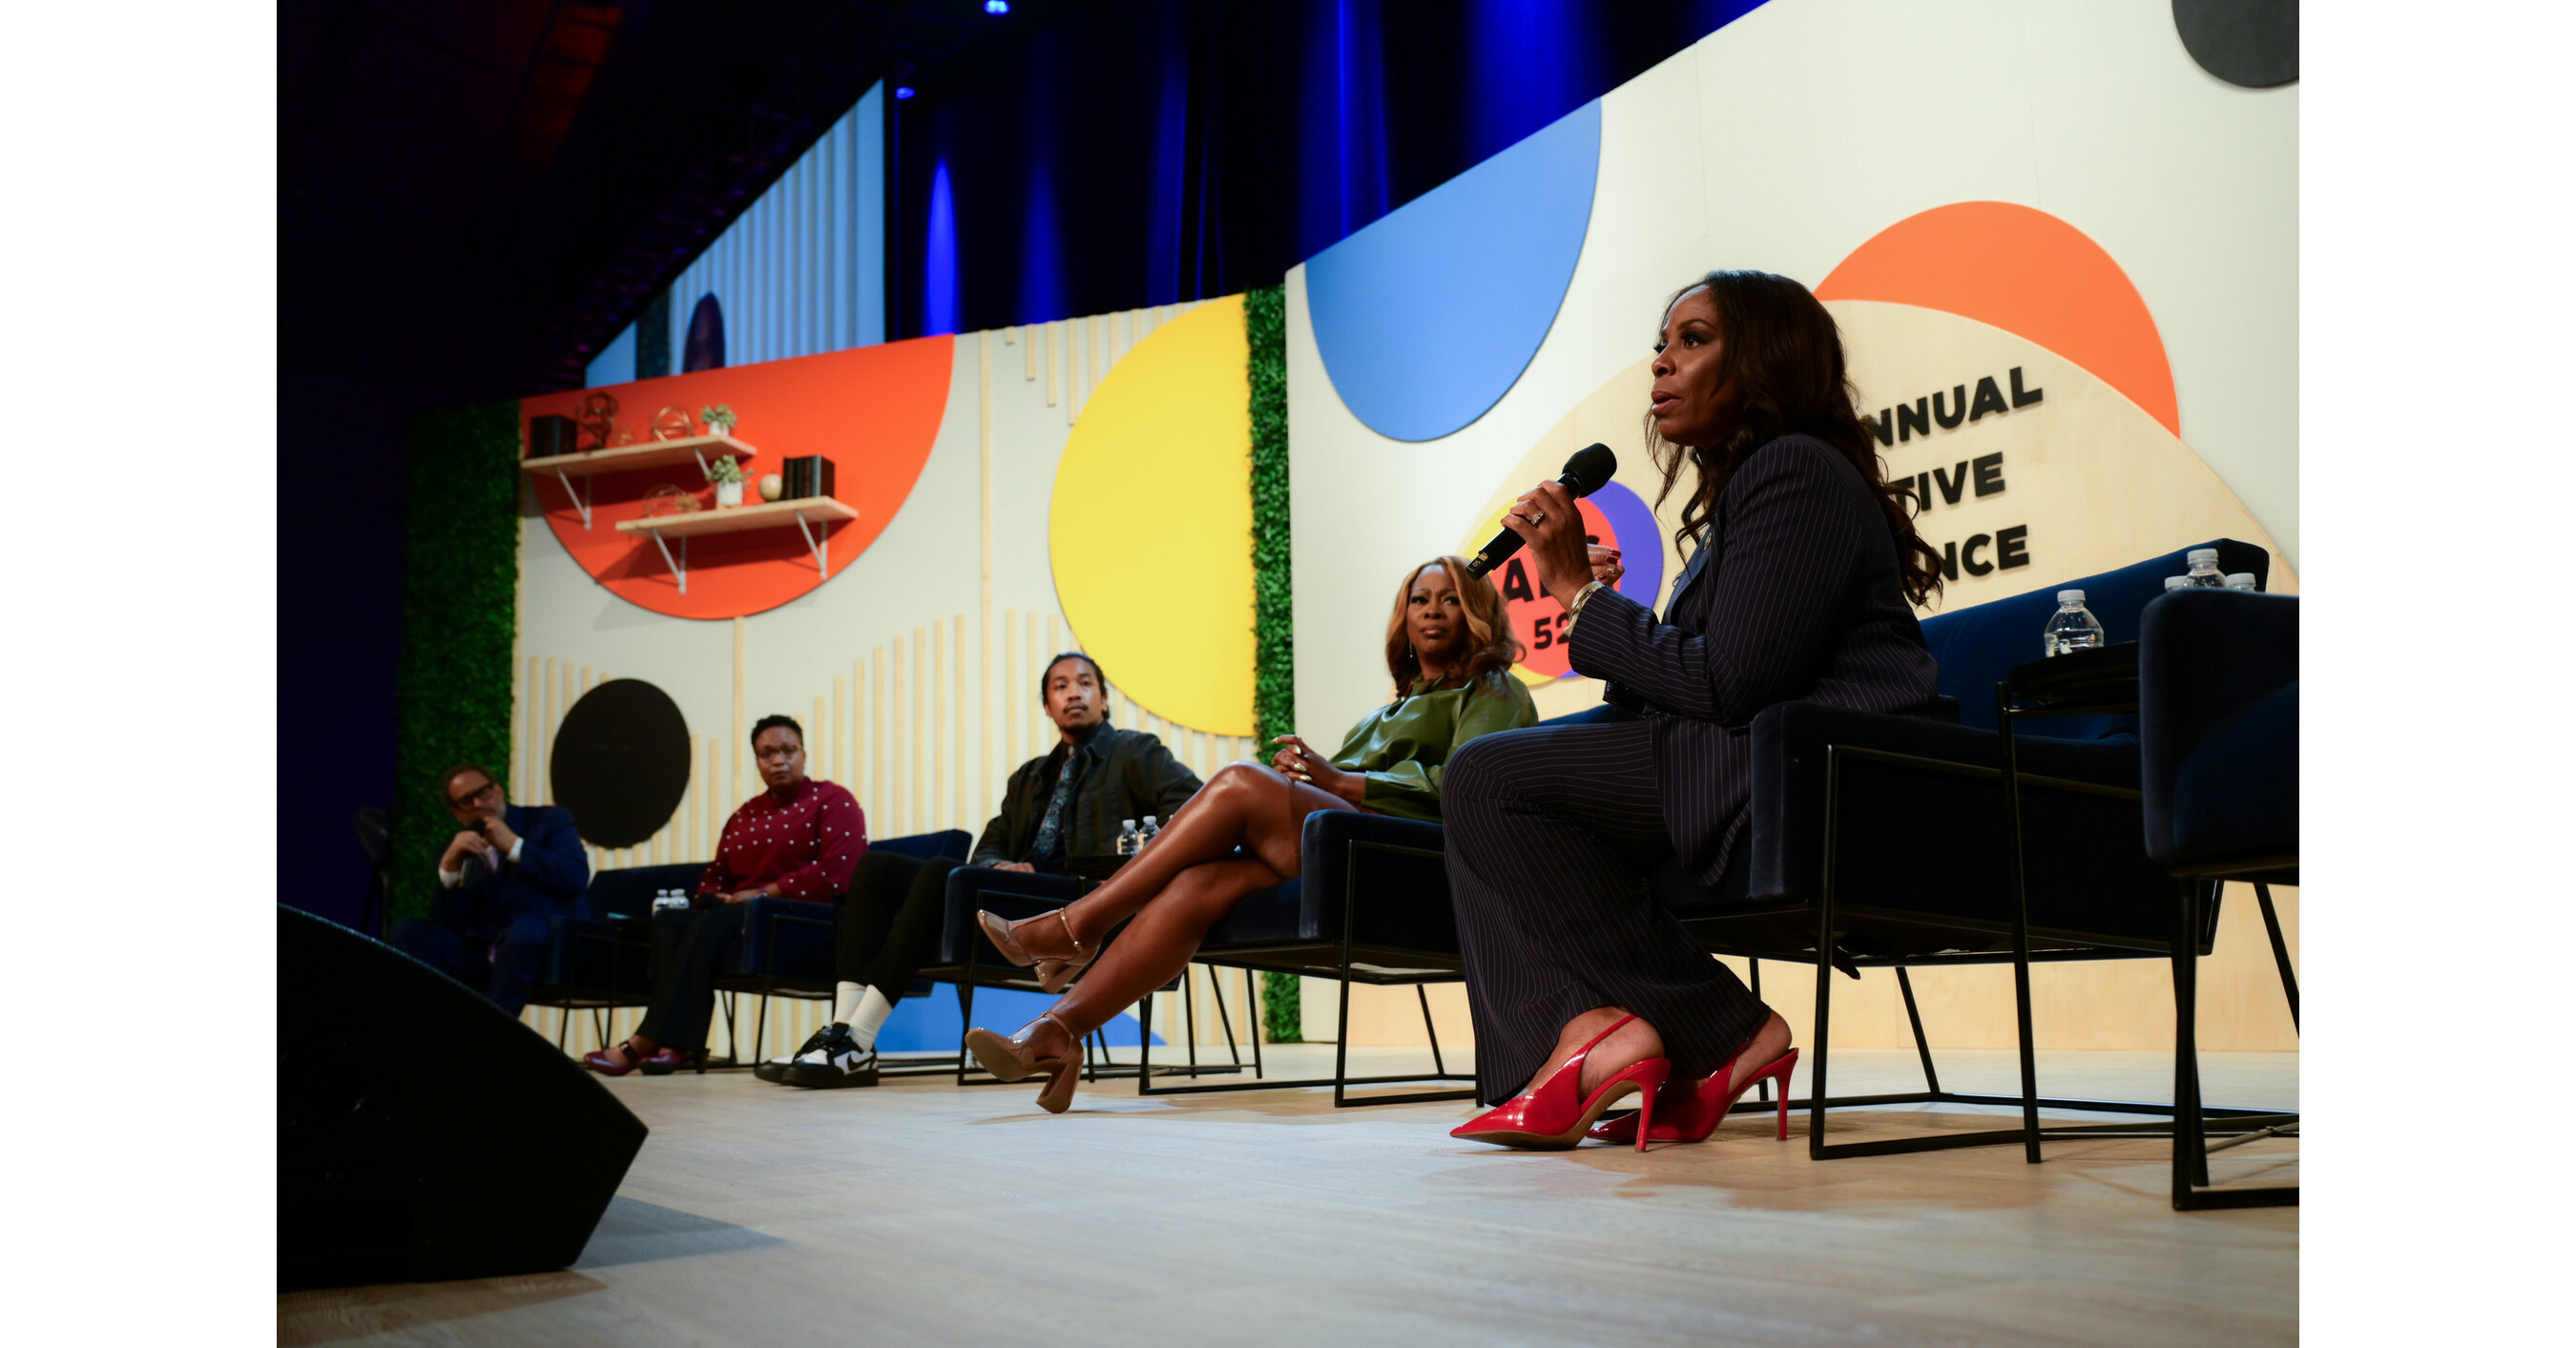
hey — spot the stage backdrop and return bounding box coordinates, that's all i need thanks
[1281,0,2298,1053]
[491,0,2296,1058]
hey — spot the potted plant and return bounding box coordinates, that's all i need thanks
[702,404,739,438]
[706,452,746,508]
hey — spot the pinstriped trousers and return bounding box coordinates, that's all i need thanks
[1444,718,1772,1105]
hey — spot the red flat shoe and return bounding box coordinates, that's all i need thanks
[1589,1047,1799,1146]
[1451,1014,1672,1152]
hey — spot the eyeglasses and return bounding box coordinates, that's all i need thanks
[447,779,501,810]
[755,744,803,762]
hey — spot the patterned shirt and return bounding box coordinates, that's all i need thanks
[695,778,868,902]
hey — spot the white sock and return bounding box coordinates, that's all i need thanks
[835,983,894,1050]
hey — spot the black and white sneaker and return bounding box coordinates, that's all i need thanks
[757,1027,831,1084]
[781,1023,879,1089]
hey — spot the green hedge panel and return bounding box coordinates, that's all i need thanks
[389,400,524,927]
[1245,285,1301,1043]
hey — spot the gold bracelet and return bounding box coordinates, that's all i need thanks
[1563,580,1606,634]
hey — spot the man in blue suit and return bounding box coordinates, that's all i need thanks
[387,761,592,1016]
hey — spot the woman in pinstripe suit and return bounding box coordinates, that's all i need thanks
[1446,270,1946,1150]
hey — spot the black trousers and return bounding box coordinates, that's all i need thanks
[635,903,749,1052]
[1444,717,1771,1106]
[836,851,966,1002]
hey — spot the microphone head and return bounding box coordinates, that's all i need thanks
[1559,443,1617,496]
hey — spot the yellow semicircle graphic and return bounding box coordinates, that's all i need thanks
[1049,296,1255,736]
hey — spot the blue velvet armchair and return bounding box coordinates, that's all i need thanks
[2141,586,2298,1209]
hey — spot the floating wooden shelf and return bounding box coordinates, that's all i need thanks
[523,433,757,478]
[613,496,859,538]
[524,434,758,529]
[612,497,860,593]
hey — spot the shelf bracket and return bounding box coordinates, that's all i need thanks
[691,448,712,480]
[645,529,688,594]
[793,509,830,579]
[553,468,593,530]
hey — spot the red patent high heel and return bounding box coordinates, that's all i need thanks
[1589,1047,1799,1146]
[1451,1014,1672,1152]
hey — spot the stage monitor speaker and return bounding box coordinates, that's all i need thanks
[277,904,647,1290]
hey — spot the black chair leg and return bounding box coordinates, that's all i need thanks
[1897,965,1942,1095]
[2172,879,2210,1202]
[1807,890,1836,1159]
[957,948,980,1088]
[1998,685,2044,1165]
[1183,974,1200,1078]
[1750,958,1769,1103]
[2254,882,2299,1031]
[1245,966,1265,1080]
[1418,985,1446,1080]
[1212,970,1243,1068]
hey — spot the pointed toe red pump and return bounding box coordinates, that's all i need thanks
[1451,1014,1672,1152]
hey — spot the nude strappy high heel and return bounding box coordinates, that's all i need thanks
[963,1012,1084,1114]
[977,908,1095,994]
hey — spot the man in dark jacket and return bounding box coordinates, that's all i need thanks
[766,652,1201,1089]
[973,653,1203,871]
[388,761,592,1017]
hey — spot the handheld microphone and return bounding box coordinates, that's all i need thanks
[1464,443,1618,578]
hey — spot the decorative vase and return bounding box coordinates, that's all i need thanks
[716,479,744,508]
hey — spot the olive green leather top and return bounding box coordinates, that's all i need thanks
[1328,672,1540,822]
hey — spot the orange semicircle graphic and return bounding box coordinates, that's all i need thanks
[521,335,953,620]
[1817,201,2179,438]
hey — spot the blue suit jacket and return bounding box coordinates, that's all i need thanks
[1569,434,1941,884]
[431,803,592,937]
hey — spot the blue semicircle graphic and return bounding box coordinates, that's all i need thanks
[1306,101,1601,443]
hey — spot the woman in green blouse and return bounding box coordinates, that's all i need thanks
[966,554,1571,1112]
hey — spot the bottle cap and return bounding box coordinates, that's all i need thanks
[2226,573,2256,590]
[1122,819,1136,828]
[2057,590,2085,604]
[1143,816,1157,826]
[2164,577,2188,590]
[2187,548,2218,567]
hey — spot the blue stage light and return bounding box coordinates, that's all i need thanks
[895,86,916,100]
[985,1,1009,13]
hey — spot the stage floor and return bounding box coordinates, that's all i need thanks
[280,1047,2297,1347]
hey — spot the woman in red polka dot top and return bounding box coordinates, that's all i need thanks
[585,714,865,1074]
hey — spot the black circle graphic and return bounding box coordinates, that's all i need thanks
[2173,0,2297,89]
[550,679,692,848]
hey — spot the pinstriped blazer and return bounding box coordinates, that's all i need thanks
[1569,433,1940,884]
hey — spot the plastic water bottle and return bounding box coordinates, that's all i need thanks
[1138,816,1159,848]
[2184,549,2226,588]
[1115,819,1139,857]
[2225,573,2257,591]
[2044,590,2106,656]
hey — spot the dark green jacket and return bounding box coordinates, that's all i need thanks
[968,724,1204,868]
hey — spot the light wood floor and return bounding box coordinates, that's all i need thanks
[280,1047,2297,1348]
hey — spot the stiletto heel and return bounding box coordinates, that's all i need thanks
[1451,1014,1672,1151]
[1589,1047,1800,1146]
[1630,1059,1666,1152]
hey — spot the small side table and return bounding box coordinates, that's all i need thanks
[1993,644,2141,1162]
